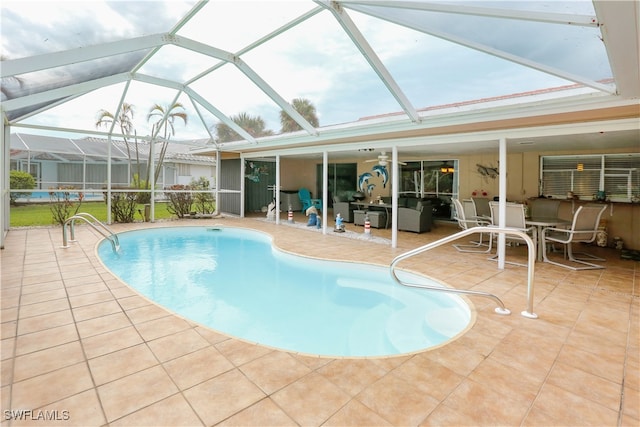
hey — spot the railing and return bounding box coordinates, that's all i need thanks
[62,213,120,253]
[390,226,538,319]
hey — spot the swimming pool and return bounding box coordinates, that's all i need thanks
[98,226,473,357]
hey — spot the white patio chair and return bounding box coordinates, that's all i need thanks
[541,205,607,270]
[488,201,537,266]
[452,198,492,253]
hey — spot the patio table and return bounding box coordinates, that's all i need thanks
[526,217,571,261]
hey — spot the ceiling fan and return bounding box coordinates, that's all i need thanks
[363,151,406,166]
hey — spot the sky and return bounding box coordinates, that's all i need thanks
[1,0,610,141]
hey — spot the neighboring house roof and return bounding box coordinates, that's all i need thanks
[9,133,216,165]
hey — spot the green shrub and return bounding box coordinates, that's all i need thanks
[49,187,83,225]
[164,184,193,218]
[9,170,35,204]
[191,177,215,214]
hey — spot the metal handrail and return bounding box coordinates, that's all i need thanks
[62,213,120,253]
[390,226,538,319]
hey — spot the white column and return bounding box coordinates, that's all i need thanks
[275,155,281,225]
[497,137,508,269]
[322,151,329,234]
[391,146,399,248]
[1,117,8,249]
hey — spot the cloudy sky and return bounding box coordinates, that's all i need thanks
[1,0,610,141]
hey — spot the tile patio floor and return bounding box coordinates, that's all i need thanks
[1,212,638,426]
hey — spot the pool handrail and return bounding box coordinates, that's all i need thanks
[390,226,538,319]
[62,212,120,253]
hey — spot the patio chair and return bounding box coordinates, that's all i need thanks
[332,195,355,222]
[451,198,492,253]
[488,201,537,266]
[541,204,607,270]
[298,188,322,213]
[397,200,432,233]
[471,197,491,219]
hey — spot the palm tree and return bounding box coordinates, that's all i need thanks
[279,98,319,133]
[215,112,273,143]
[95,103,139,180]
[146,102,188,186]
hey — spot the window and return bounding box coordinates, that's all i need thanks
[541,154,640,202]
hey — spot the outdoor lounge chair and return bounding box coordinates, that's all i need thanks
[541,204,607,270]
[298,188,322,213]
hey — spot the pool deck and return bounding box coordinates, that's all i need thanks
[1,213,638,426]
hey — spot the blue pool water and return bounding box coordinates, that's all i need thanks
[97,227,472,357]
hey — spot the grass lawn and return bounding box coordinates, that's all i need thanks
[10,201,176,227]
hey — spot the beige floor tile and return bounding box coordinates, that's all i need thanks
[163,346,234,390]
[193,325,232,346]
[109,393,203,427]
[20,280,63,295]
[9,389,106,427]
[76,311,132,339]
[146,328,210,362]
[556,343,625,384]
[623,385,639,421]
[134,315,191,341]
[1,358,14,387]
[438,378,530,425]
[324,398,394,426]
[13,341,85,382]
[88,343,159,386]
[240,351,312,394]
[1,337,15,361]
[20,289,67,304]
[117,295,153,311]
[65,282,109,297]
[183,369,266,426]
[317,358,388,397]
[1,320,16,339]
[391,355,465,401]
[72,299,123,322]
[97,365,179,422]
[216,397,297,427]
[125,303,171,324]
[18,298,70,319]
[81,326,143,359]
[14,324,78,356]
[547,360,624,411]
[68,290,114,308]
[16,309,74,336]
[356,372,440,426]
[525,382,618,426]
[215,338,274,366]
[11,362,94,410]
[270,371,351,426]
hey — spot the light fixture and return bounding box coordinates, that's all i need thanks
[577,163,584,171]
[440,162,454,173]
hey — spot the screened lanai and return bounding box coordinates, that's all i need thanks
[1,0,639,249]
[9,133,216,195]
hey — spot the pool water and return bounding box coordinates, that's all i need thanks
[98,226,472,357]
